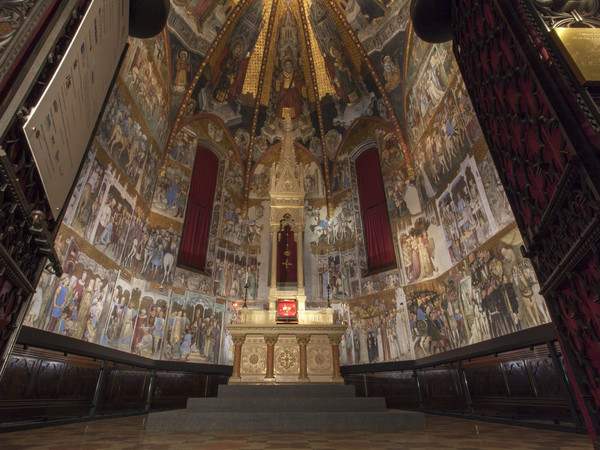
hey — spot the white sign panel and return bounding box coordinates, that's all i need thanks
[24,0,129,219]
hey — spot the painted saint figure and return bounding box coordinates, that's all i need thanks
[212,42,248,104]
[173,50,191,93]
[274,58,305,121]
[326,45,363,105]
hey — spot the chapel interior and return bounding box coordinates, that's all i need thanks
[0,0,599,447]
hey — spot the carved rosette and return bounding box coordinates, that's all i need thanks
[241,337,267,374]
[274,344,299,375]
[307,335,332,375]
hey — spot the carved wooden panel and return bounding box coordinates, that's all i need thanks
[503,360,535,397]
[464,362,508,398]
[418,366,466,411]
[97,364,150,413]
[0,354,38,400]
[364,372,418,410]
[0,344,102,422]
[529,357,563,398]
[152,372,207,409]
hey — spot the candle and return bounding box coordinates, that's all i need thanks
[245,248,249,285]
[338,247,343,298]
[245,266,249,284]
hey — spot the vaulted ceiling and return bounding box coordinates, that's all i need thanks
[165,0,412,171]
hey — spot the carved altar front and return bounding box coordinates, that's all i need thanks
[228,323,347,384]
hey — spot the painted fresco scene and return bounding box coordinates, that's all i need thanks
[437,157,498,264]
[152,162,190,220]
[164,293,225,364]
[344,289,414,365]
[405,227,550,358]
[24,0,553,371]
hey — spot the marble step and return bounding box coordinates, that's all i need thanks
[217,384,356,398]
[145,410,426,431]
[186,396,387,412]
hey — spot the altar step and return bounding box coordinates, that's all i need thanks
[145,384,425,431]
[216,384,356,398]
[186,396,386,412]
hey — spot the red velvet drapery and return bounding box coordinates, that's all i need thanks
[277,225,297,282]
[179,147,219,269]
[356,148,386,210]
[356,148,395,271]
[363,204,395,269]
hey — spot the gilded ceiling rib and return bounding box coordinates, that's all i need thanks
[165,0,251,155]
[297,0,333,218]
[323,0,414,179]
[242,0,281,216]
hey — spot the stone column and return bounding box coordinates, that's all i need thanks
[296,335,311,381]
[328,335,343,383]
[230,335,246,383]
[296,228,304,291]
[270,227,278,289]
[264,335,278,380]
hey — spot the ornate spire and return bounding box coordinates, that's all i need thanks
[271,117,305,196]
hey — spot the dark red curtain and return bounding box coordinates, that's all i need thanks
[356,148,385,210]
[363,204,395,269]
[179,147,219,269]
[356,148,395,271]
[188,148,219,208]
[277,225,297,282]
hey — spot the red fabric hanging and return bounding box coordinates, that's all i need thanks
[179,147,219,269]
[277,225,297,282]
[188,148,219,207]
[355,147,395,271]
[356,148,385,210]
[363,204,395,270]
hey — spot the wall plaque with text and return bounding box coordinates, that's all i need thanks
[551,28,600,87]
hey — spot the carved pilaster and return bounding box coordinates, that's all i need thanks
[270,226,278,291]
[264,334,278,380]
[297,230,304,290]
[296,335,311,380]
[230,335,246,382]
[328,335,343,382]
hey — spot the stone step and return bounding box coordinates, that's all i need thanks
[186,396,387,412]
[145,410,426,431]
[217,384,356,398]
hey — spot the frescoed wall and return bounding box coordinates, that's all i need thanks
[25,9,551,370]
[25,34,241,365]
[405,227,550,358]
[322,28,549,365]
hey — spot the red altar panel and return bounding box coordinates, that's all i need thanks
[277,225,297,282]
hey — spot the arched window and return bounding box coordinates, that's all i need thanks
[355,147,395,272]
[179,147,219,270]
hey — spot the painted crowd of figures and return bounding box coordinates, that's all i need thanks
[25,245,228,362]
[406,242,550,358]
[344,296,412,365]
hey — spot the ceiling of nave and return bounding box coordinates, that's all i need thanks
[160,0,413,180]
